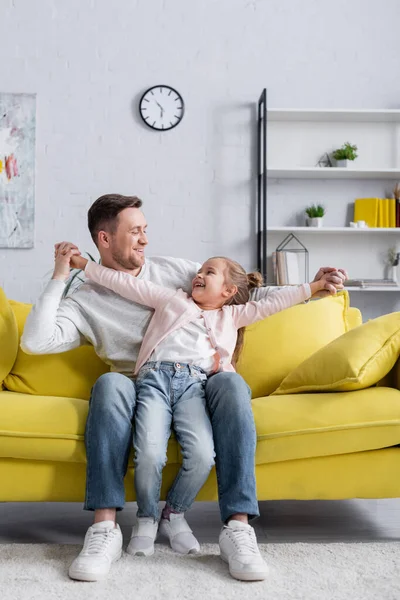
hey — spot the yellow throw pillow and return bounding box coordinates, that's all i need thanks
[273,312,400,395]
[236,291,350,398]
[3,300,109,400]
[0,288,18,387]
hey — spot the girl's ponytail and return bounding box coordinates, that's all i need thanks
[247,271,264,290]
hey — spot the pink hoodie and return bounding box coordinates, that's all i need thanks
[85,262,311,375]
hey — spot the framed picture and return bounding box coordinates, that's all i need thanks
[0,93,36,248]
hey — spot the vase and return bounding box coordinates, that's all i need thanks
[335,159,354,168]
[307,217,324,227]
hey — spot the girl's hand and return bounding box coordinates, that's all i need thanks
[52,241,84,282]
[309,274,337,297]
[71,255,88,271]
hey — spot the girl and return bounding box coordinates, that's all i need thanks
[72,253,333,557]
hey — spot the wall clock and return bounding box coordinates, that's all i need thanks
[139,85,185,131]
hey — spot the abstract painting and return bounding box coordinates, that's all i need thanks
[0,93,36,248]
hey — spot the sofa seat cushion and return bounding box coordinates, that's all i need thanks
[0,391,180,464]
[237,291,351,398]
[2,387,400,467]
[253,387,400,465]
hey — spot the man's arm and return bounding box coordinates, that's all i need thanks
[20,280,87,354]
[250,267,348,301]
[21,245,87,355]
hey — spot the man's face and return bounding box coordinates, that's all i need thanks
[107,207,148,270]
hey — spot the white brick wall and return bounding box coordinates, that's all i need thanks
[1,0,400,319]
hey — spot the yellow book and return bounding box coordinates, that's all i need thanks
[385,199,390,227]
[389,198,396,227]
[354,198,379,228]
[377,198,389,228]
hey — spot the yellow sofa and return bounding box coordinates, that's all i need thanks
[1,287,400,504]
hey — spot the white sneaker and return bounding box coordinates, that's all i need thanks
[126,517,158,557]
[159,513,200,555]
[219,520,268,581]
[68,521,122,582]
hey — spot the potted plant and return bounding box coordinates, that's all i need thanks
[305,204,325,227]
[332,142,358,167]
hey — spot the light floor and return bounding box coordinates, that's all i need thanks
[0,499,399,545]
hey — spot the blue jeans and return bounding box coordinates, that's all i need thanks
[84,370,259,522]
[134,361,215,520]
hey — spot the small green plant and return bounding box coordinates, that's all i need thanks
[62,252,98,298]
[332,142,358,161]
[305,204,325,218]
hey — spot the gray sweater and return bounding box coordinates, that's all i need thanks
[21,255,277,375]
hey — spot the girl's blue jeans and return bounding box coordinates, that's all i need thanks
[84,366,259,523]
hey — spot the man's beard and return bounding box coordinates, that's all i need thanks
[111,249,144,270]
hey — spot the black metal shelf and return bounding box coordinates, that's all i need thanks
[257,88,267,279]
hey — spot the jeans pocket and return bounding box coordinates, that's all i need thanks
[136,367,154,384]
[193,371,207,386]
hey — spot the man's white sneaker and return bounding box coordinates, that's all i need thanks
[126,517,158,557]
[68,521,122,582]
[219,520,268,581]
[159,513,200,555]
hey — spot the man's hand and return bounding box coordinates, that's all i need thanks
[52,241,81,282]
[311,266,348,298]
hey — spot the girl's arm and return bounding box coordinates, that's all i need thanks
[83,260,176,309]
[231,281,325,328]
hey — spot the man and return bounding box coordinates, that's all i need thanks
[21,193,347,583]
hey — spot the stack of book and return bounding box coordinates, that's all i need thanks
[345,279,399,288]
[354,198,399,227]
[272,251,302,285]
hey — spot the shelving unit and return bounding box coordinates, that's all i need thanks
[345,287,400,292]
[256,88,400,290]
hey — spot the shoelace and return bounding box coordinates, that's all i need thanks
[86,528,115,555]
[230,528,259,555]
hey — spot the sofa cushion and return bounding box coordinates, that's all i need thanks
[274,312,400,395]
[237,291,350,398]
[0,390,180,464]
[0,289,18,388]
[2,385,399,467]
[253,387,400,464]
[3,300,109,400]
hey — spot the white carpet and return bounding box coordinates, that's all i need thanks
[0,542,399,600]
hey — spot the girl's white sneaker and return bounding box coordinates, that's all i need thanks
[68,521,122,582]
[127,517,158,557]
[159,513,200,554]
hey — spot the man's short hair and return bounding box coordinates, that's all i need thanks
[88,193,143,245]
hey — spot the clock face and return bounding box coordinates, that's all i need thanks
[139,85,184,131]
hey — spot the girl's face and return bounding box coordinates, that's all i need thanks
[192,258,236,308]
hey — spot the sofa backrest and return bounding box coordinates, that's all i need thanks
[0,288,360,400]
[0,288,19,388]
[3,297,108,400]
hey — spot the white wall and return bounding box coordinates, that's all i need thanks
[1,0,400,319]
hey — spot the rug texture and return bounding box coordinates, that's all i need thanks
[0,542,399,600]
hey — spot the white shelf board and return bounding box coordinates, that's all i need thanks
[267,167,400,180]
[268,227,400,234]
[266,109,400,123]
[268,285,399,292]
[345,287,400,292]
